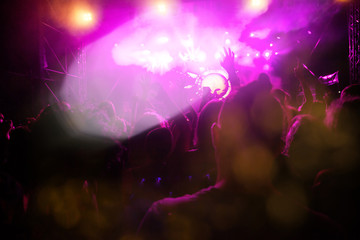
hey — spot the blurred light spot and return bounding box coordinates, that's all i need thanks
[269,43,273,47]
[266,182,308,228]
[307,30,312,35]
[232,146,275,190]
[198,51,207,62]
[263,50,272,60]
[181,37,194,48]
[225,39,231,45]
[72,8,96,29]
[263,64,270,71]
[157,2,168,14]
[247,0,270,14]
[215,52,222,59]
[157,36,169,44]
[249,29,271,39]
[202,73,228,96]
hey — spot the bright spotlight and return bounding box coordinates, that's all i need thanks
[157,2,168,14]
[263,50,271,60]
[248,0,270,12]
[83,12,92,22]
[72,8,96,29]
[202,73,228,96]
[225,39,231,45]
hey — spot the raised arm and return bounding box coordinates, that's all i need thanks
[220,48,240,89]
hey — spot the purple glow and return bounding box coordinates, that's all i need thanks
[263,50,272,60]
[263,64,270,71]
[59,0,341,138]
[250,29,271,39]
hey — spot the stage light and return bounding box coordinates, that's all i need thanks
[246,53,251,57]
[72,7,96,29]
[225,39,231,45]
[146,51,173,73]
[263,50,271,60]
[269,43,273,47]
[248,0,270,12]
[263,64,270,71]
[157,2,168,14]
[275,52,279,55]
[249,29,271,39]
[202,73,228,96]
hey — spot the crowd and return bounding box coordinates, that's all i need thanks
[1,49,360,239]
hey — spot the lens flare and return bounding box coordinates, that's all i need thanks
[247,0,271,13]
[72,8,96,29]
[263,50,272,60]
[157,2,168,15]
[202,73,227,96]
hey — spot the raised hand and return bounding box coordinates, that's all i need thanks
[220,48,235,73]
[220,48,240,88]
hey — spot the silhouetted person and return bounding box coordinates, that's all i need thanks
[138,80,340,239]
